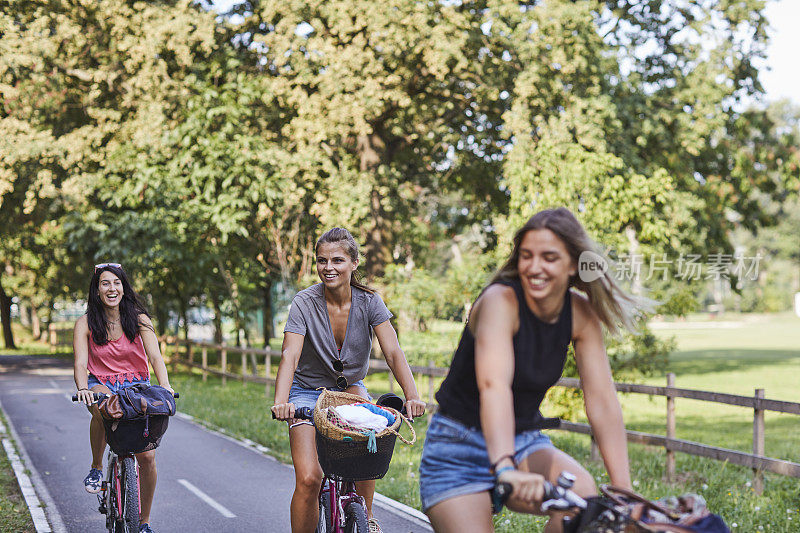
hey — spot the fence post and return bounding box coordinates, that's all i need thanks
[428,360,435,424]
[388,368,395,395]
[221,347,227,387]
[201,346,208,382]
[753,388,765,494]
[264,353,272,398]
[666,372,676,482]
[590,436,601,462]
[48,323,56,353]
[186,343,193,370]
[241,352,247,384]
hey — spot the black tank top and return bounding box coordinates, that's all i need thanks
[435,279,572,433]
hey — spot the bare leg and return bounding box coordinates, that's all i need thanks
[355,479,376,517]
[289,423,323,533]
[516,447,596,533]
[426,491,494,533]
[136,450,157,525]
[86,384,111,470]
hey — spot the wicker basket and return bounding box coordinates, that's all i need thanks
[313,389,416,445]
[311,389,416,481]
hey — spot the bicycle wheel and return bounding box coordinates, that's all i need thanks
[119,457,140,533]
[343,501,369,533]
[105,461,119,533]
[317,490,331,533]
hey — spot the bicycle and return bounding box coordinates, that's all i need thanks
[73,390,178,533]
[275,393,413,533]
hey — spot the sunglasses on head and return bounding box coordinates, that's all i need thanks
[95,262,122,273]
[333,359,348,389]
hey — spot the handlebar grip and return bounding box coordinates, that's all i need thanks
[271,406,314,420]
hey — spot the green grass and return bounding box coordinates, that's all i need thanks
[0,411,36,533]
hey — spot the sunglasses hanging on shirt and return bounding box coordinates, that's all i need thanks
[332,359,348,389]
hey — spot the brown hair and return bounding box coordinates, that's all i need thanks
[492,208,648,334]
[315,228,374,294]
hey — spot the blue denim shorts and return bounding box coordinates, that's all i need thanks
[419,412,555,512]
[87,374,151,394]
[287,380,370,427]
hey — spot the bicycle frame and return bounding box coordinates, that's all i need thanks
[320,477,366,532]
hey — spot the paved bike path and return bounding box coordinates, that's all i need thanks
[0,356,432,532]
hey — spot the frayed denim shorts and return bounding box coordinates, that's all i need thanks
[419,412,554,512]
[287,380,370,428]
[87,374,150,394]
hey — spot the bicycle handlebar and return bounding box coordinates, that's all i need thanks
[71,391,180,402]
[492,471,587,513]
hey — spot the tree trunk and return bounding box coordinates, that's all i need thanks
[262,279,274,348]
[0,277,16,349]
[212,296,223,344]
[31,306,41,339]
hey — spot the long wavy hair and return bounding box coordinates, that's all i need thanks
[87,264,152,345]
[491,208,647,334]
[315,228,374,294]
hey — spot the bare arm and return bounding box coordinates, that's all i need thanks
[73,316,94,405]
[271,331,304,420]
[373,320,425,417]
[473,285,518,470]
[572,295,631,489]
[138,315,172,393]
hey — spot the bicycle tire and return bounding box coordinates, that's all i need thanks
[120,457,140,533]
[317,490,331,533]
[106,461,120,533]
[343,501,369,533]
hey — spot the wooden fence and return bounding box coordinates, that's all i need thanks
[161,337,800,492]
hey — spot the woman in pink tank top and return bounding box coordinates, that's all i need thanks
[73,263,173,533]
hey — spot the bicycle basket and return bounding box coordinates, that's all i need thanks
[311,389,415,481]
[315,429,397,481]
[103,415,169,455]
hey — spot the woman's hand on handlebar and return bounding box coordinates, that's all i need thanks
[497,469,546,506]
[404,398,426,418]
[271,402,296,421]
[76,388,97,406]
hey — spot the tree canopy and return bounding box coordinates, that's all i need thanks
[1,0,797,353]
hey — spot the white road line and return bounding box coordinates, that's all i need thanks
[177,479,237,518]
[3,438,52,532]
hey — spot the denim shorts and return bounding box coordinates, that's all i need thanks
[418,412,555,512]
[87,374,151,394]
[287,380,370,427]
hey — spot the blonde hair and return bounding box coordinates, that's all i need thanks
[315,227,374,294]
[492,208,647,334]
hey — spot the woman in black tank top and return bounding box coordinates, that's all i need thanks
[420,208,646,533]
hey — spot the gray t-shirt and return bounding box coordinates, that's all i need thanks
[284,284,393,389]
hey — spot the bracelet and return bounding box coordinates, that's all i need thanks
[494,465,515,479]
[78,388,89,391]
[489,453,517,474]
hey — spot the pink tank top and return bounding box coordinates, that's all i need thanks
[88,332,150,385]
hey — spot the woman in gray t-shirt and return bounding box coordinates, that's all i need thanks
[271,227,425,533]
